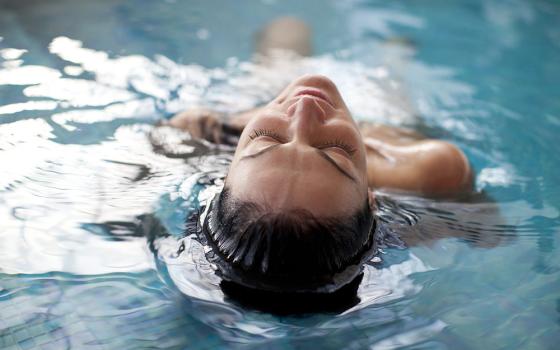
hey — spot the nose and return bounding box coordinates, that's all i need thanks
[288,96,325,143]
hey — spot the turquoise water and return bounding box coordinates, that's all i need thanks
[1,0,559,348]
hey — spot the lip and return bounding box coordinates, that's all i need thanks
[294,88,334,108]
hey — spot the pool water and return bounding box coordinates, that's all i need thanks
[1,0,559,348]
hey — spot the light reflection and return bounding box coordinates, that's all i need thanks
[351,9,425,38]
[478,166,519,189]
[63,65,84,76]
[0,100,58,115]
[0,34,475,134]
[41,35,435,124]
[370,320,447,349]
[0,65,61,85]
[23,78,136,107]
[483,0,535,48]
[0,48,27,60]
[0,120,192,274]
[349,253,433,314]
[51,99,156,130]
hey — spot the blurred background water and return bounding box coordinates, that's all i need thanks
[1,0,559,349]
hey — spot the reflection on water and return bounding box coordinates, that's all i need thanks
[1,0,560,348]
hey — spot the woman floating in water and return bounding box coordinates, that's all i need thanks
[160,17,472,296]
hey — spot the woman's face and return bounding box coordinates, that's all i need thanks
[226,75,372,217]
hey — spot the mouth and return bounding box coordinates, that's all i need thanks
[294,88,334,108]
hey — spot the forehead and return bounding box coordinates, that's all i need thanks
[227,147,365,217]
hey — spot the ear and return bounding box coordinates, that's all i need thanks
[368,189,376,211]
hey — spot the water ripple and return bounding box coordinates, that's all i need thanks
[1,2,559,347]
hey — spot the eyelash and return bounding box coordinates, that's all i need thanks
[318,140,357,156]
[249,128,281,140]
[249,128,356,156]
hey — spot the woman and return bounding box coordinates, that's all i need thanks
[162,19,472,295]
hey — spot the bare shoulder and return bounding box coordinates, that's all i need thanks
[411,140,473,195]
[359,122,425,145]
[364,128,473,196]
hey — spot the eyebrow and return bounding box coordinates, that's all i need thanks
[241,144,357,182]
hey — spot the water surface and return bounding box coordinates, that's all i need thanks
[1,0,559,348]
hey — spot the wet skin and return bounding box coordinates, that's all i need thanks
[227,74,373,217]
[170,74,473,217]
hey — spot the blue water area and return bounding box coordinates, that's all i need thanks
[1,0,559,348]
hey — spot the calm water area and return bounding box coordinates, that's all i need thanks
[1,0,559,348]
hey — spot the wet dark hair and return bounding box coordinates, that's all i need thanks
[193,187,376,293]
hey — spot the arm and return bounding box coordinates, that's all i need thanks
[166,107,257,145]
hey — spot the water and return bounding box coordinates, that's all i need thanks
[1,0,559,348]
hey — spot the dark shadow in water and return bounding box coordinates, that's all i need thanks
[556,299,560,325]
[376,191,517,249]
[103,160,152,182]
[82,220,147,241]
[81,213,171,243]
[220,274,363,315]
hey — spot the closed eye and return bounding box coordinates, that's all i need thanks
[240,143,357,182]
[248,128,357,157]
[317,140,356,157]
[248,128,286,143]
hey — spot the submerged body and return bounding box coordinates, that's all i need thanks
[165,74,473,293]
[164,17,473,294]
